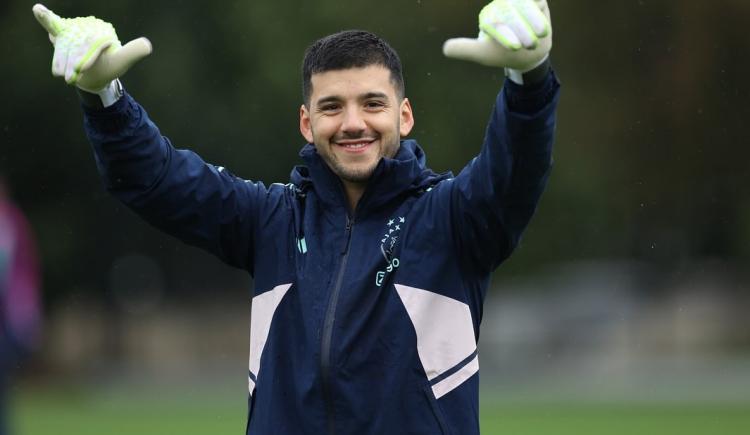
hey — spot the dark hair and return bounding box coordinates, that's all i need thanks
[302,30,405,105]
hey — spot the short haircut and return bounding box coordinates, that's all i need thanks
[302,30,405,105]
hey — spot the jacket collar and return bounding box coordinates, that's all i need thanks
[291,140,451,215]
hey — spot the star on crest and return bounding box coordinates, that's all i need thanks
[387,219,395,226]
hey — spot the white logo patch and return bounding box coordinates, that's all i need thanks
[375,216,405,286]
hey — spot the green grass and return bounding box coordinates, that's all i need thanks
[479,402,750,435]
[10,386,750,435]
[12,385,245,435]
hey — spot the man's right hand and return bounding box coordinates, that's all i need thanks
[32,3,152,93]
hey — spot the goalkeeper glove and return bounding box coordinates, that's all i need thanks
[32,3,151,100]
[443,0,552,82]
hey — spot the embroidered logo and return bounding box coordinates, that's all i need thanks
[375,216,405,286]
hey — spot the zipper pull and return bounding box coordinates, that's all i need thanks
[341,217,354,255]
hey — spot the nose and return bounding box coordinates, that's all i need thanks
[340,108,367,137]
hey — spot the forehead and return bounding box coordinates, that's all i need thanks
[309,65,397,102]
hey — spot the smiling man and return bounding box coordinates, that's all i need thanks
[34,1,560,434]
[299,37,415,210]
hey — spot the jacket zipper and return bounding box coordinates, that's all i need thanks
[321,215,354,435]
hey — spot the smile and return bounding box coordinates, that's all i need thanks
[335,139,376,152]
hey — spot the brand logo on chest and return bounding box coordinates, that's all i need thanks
[375,216,405,287]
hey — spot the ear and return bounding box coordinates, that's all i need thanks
[300,104,314,143]
[399,98,414,137]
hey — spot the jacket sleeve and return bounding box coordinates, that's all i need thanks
[82,93,267,273]
[447,70,561,275]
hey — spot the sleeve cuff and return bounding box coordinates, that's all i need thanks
[503,64,560,115]
[81,91,141,135]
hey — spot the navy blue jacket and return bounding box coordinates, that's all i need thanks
[82,71,560,435]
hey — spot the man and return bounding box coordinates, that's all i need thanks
[33,1,559,433]
[0,178,42,435]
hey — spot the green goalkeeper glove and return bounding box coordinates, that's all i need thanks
[32,3,151,94]
[443,0,552,80]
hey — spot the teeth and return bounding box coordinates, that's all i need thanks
[340,141,370,148]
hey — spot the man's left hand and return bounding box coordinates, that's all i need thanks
[443,0,552,72]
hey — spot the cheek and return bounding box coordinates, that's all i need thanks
[311,118,340,139]
[372,114,401,135]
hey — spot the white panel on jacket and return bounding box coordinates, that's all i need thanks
[431,354,479,399]
[248,283,292,394]
[394,284,478,388]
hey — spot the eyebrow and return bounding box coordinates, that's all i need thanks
[361,92,389,101]
[315,92,390,107]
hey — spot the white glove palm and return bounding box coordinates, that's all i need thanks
[32,3,152,93]
[443,0,552,72]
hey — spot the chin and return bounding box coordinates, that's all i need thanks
[339,164,378,184]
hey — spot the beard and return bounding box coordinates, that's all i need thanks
[314,127,401,184]
[324,153,381,184]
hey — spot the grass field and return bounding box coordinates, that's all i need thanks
[10,385,750,435]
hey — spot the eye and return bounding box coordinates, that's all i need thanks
[317,103,341,114]
[365,100,386,110]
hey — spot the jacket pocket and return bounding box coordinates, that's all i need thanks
[423,384,453,435]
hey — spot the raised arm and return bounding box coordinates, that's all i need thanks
[32,4,269,272]
[440,0,560,274]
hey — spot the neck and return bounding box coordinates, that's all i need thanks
[341,179,367,213]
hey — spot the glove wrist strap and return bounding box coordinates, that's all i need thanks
[76,79,123,109]
[505,55,550,86]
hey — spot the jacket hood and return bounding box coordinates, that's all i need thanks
[290,139,452,214]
